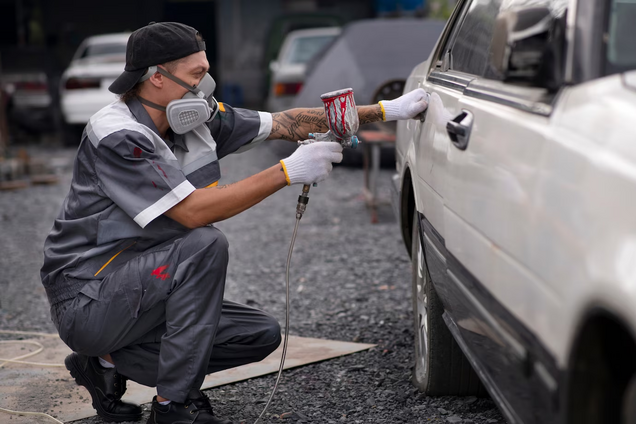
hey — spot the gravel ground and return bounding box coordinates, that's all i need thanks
[0,141,504,424]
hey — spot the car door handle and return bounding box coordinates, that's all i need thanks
[446,110,473,150]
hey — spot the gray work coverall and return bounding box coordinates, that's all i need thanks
[41,98,281,402]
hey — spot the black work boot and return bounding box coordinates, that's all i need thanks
[65,352,142,422]
[147,389,233,424]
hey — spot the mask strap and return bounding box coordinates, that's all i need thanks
[138,66,205,98]
[137,96,166,112]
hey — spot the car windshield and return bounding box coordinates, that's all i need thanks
[284,35,336,64]
[606,0,636,74]
[79,43,127,59]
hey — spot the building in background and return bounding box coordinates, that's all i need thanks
[0,0,454,144]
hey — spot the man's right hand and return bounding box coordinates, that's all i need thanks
[280,141,343,186]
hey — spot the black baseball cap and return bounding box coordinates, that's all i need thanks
[109,22,206,94]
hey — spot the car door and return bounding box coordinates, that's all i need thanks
[409,6,476,399]
[417,0,568,423]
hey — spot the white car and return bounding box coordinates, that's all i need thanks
[265,27,340,112]
[60,33,129,137]
[393,0,636,423]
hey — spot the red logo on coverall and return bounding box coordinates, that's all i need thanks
[151,265,171,280]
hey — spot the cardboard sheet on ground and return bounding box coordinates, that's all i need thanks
[0,333,375,423]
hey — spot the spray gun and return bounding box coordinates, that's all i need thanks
[295,88,360,219]
[255,88,360,424]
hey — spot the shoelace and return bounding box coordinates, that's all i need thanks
[187,395,214,414]
[108,372,126,400]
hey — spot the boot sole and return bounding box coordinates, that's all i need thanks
[65,353,143,422]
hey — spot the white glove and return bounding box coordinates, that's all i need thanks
[379,88,430,121]
[280,141,343,186]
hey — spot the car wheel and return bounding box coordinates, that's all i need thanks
[410,209,485,395]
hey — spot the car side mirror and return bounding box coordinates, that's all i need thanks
[490,7,566,91]
[269,61,280,73]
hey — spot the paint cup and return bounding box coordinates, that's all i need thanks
[320,88,359,143]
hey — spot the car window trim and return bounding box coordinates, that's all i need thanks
[429,70,474,91]
[564,0,578,83]
[464,79,555,116]
[429,69,556,116]
[429,0,471,74]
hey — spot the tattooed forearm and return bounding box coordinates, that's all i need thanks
[359,104,384,125]
[269,108,329,141]
[268,104,384,141]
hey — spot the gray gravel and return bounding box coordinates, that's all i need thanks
[0,141,504,423]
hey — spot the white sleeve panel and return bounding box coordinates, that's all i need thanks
[255,111,273,143]
[133,180,196,228]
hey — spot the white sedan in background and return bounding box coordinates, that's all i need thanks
[265,27,340,112]
[60,33,129,142]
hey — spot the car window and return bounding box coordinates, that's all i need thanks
[606,0,636,74]
[284,35,337,64]
[449,0,567,79]
[79,43,127,59]
[450,0,502,78]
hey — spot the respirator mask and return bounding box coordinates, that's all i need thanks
[137,65,219,134]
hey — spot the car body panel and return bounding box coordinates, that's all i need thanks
[542,73,636,361]
[393,0,636,421]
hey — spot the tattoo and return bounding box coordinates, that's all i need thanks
[269,104,384,141]
[270,108,329,141]
[209,182,236,190]
[359,104,384,125]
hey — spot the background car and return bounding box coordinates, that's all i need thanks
[393,0,636,423]
[261,13,345,101]
[59,33,129,143]
[265,27,341,112]
[286,18,444,166]
[1,71,55,139]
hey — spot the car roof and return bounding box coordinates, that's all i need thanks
[84,33,131,45]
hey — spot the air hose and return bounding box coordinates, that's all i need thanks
[0,185,313,424]
[0,330,66,423]
[254,184,310,423]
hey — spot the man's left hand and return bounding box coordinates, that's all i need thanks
[379,88,430,121]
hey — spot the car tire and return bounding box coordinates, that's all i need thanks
[410,210,486,396]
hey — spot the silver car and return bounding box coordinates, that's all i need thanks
[265,27,340,112]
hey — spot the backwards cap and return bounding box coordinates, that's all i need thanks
[109,21,206,94]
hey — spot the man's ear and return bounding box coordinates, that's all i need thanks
[148,71,163,89]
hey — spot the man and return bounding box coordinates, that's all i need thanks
[41,22,428,424]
